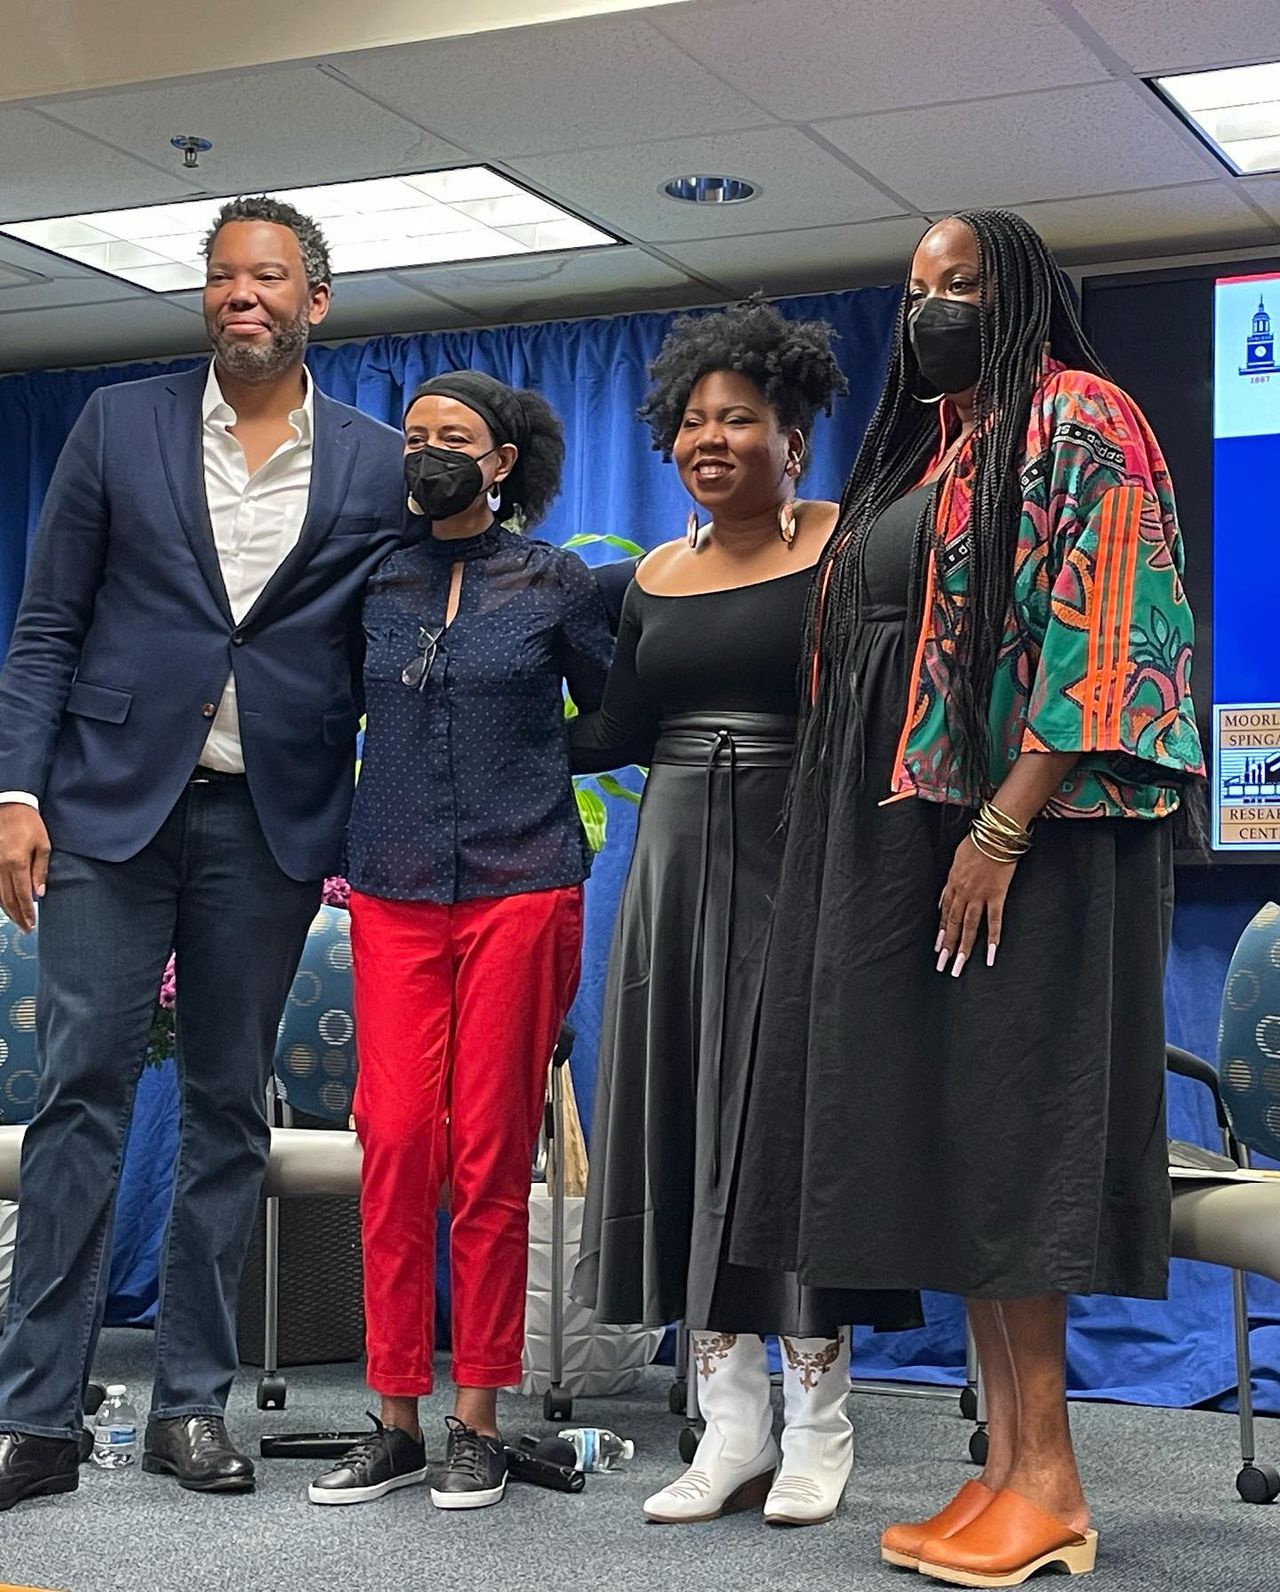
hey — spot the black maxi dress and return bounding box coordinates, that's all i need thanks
[570,569,920,1335]
[729,486,1174,1302]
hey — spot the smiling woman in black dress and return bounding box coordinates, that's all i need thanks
[570,298,917,1529]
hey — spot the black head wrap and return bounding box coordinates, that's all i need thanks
[406,371,529,450]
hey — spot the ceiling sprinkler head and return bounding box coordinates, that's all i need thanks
[171,135,213,170]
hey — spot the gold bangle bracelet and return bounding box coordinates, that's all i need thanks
[968,829,1024,865]
[982,799,1032,840]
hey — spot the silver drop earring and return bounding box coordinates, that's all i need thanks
[487,483,503,513]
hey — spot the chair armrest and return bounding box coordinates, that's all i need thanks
[1166,1043,1231,1133]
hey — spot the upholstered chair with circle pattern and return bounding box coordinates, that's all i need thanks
[272,904,357,1124]
[1219,901,1280,1164]
[0,909,40,1128]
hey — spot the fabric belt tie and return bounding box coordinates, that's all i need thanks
[652,712,796,1188]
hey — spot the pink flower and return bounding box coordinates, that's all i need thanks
[322,875,351,910]
[158,953,177,1010]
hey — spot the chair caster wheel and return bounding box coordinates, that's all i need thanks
[968,1425,989,1467]
[543,1389,573,1422]
[678,1423,703,1464]
[1236,1462,1280,1504]
[257,1375,287,1411]
[959,1386,978,1422]
[668,1379,687,1415]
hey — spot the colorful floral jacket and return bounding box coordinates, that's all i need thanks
[890,366,1205,817]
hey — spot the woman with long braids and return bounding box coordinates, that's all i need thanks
[730,213,1204,1584]
[571,298,918,1528]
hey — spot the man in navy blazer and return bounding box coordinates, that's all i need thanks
[0,198,408,1509]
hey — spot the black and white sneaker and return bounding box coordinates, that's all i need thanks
[307,1417,429,1506]
[429,1417,508,1511]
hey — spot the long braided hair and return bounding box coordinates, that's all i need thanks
[798,209,1107,806]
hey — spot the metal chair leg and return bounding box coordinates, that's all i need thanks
[541,1024,574,1422]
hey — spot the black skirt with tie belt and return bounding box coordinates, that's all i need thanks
[571,709,919,1335]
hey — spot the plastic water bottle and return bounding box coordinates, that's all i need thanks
[558,1427,635,1472]
[92,1384,139,1470]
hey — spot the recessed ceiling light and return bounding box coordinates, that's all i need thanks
[0,168,619,293]
[1152,60,1280,175]
[662,175,758,204]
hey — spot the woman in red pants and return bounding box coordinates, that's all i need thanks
[309,371,611,1512]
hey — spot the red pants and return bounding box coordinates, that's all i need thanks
[351,886,583,1394]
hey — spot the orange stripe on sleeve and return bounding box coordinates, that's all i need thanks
[1108,487,1142,744]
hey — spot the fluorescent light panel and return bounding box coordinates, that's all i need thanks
[1154,61,1280,176]
[0,168,618,293]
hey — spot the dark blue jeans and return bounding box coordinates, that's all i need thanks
[0,779,320,1438]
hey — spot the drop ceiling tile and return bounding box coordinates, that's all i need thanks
[1017,181,1280,263]
[0,108,200,223]
[0,296,206,375]
[0,272,140,312]
[1068,0,1280,75]
[655,0,1112,121]
[392,245,705,320]
[818,81,1220,211]
[0,232,147,309]
[329,14,772,158]
[1238,177,1280,229]
[509,127,905,244]
[46,65,469,196]
[319,273,485,337]
[663,217,931,294]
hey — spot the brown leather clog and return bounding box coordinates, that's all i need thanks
[881,1479,997,1569]
[916,1487,1097,1586]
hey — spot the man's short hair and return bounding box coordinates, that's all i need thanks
[203,196,332,290]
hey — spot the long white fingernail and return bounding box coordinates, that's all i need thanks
[987,944,997,967]
[951,953,967,978]
[934,931,946,954]
[936,950,950,972]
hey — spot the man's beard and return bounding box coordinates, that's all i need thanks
[207,307,310,381]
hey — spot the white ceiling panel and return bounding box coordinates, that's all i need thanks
[392,244,709,320]
[662,217,931,294]
[0,273,140,313]
[0,107,201,223]
[510,127,906,244]
[328,13,772,158]
[1067,0,1280,75]
[46,65,470,197]
[1018,180,1280,262]
[655,0,1113,121]
[317,272,485,336]
[1237,176,1280,229]
[0,295,205,374]
[818,81,1221,211]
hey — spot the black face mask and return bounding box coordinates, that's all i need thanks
[908,297,982,396]
[405,444,497,520]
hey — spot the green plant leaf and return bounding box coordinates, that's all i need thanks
[596,773,643,805]
[574,783,608,853]
[565,532,646,558]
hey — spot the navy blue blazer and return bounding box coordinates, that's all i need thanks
[0,364,408,880]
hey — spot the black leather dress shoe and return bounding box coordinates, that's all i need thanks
[0,1431,80,1511]
[142,1415,255,1493]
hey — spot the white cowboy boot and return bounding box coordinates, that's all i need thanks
[643,1332,777,1524]
[763,1330,852,1526]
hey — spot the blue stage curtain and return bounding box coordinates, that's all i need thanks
[3,291,1279,1408]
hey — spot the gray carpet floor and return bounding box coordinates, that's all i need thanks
[0,1328,1275,1592]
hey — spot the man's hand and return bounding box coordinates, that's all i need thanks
[0,803,50,932]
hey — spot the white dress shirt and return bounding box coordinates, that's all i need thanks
[198,361,314,772]
[0,361,314,806]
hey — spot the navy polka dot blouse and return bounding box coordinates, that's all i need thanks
[345,524,612,903]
